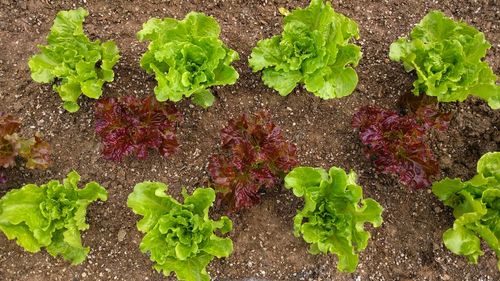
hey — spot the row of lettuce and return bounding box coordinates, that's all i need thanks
[0,148,498,280]
[0,0,499,280]
[28,0,498,112]
[1,109,499,279]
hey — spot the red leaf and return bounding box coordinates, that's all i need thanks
[95,96,181,161]
[209,112,298,211]
[0,113,51,183]
[0,135,18,168]
[352,106,449,189]
[18,134,52,170]
[0,113,21,168]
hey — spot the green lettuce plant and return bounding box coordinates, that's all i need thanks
[29,8,120,112]
[390,11,499,109]
[138,12,240,108]
[432,151,500,270]
[249,0,362,98]
[127,182,233,281]
[285,166,383,272]
[0,171,107,264]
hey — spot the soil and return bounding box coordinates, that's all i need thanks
[0,0,499,280]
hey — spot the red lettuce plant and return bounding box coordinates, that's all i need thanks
[208,112,298,211]
[0,113,51,183]
[95,96,181,161]
[352,105,450,189]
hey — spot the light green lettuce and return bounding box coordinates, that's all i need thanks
[285,166,383,272]
[138,12,239,108]
[432,151,500,270]
[28,8,120,112]
[390,11,499,109]
[249,0,362,99]
[0,171,107,264]
[127,182,233,281]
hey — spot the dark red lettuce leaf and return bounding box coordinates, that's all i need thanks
[352,105,449,189]
[0,134,17,168]
[18,134,52,170]
[95,96,181,161]
[0,113,21,168]
[209,112,298,211]
[0,112,51,183]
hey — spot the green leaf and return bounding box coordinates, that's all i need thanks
[81,79,103,99]
[249,0,361,99]
[63,101,80,113]
[0,171,107,264]
[262,69,302,96]
[28,53,57,83]
[191,89,215,108]
[128,184,233,280]
[0,184,45,252]
[46,228,89,265]
[286,165,383,272]
[184,12,221,38]
[443,226,483,263]
[203,236,233,258]
[248,37,282,72]
[389,10,499,109]
[432,178,466,201]
[432,151,500,270]
[477,152,500,180]
[285,166,328,197]
[28,8,120,112]
[127,182,179,233]
[138,12,239,108]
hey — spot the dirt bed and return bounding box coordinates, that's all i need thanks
[0,0,499,280]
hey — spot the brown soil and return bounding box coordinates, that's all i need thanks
[0,0,499,280]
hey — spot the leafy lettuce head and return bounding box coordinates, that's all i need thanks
[390,11,499,109]
[127,182,233,281]
[138,12,240,108]
[249,0,362,99]
[432,152,500,270]
[28,8,120,112]
[0,171,107,264]
[285,166,383,272]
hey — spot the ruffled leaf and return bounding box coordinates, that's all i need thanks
[138,12,239,107]
[432,152,500,270]
[208,112,298,211]
[389,11,499,109]
[28,8,120,112]
[352,105,449,189]
[95,96,181,161]
[127,184,233,281]
[249,0,362,99]
[0,171,107,264]
[285,166,384,272]
[0,113,51,183]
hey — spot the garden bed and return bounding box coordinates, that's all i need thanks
[0,0,499,280]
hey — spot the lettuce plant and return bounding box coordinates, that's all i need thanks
[127,182,233,281]
[208,112,298,211]
[249,0,362,98]
[29,8,120,112]
[138,12,239,108]
[95,96,181,161]
[0,113,51,183]
[285,166,383,272]
[390,11,499,109]
[352,105,450,189]
[0,171,107,264]
[432,152,500,270]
